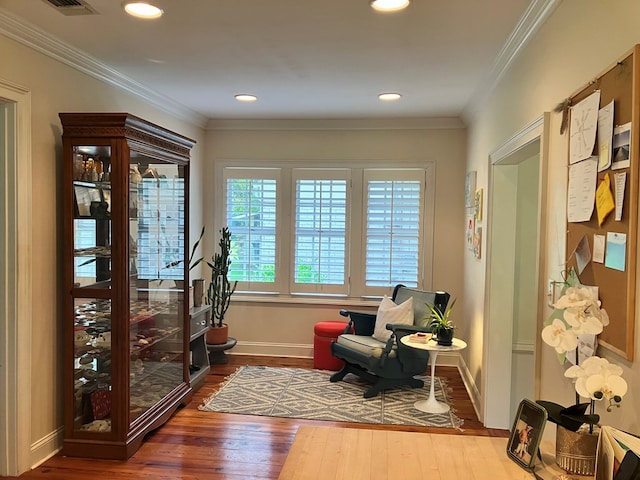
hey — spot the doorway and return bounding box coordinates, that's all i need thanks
[482,114,549,429]
[0,81,33,476]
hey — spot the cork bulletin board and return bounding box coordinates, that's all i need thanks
[565,45,639,361]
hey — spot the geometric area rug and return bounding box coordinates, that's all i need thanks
[198,366,463,429]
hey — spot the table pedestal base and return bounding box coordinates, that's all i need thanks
[413,349,450,414]
[414,397,450,414]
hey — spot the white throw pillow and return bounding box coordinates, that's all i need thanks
[372,295,414,342]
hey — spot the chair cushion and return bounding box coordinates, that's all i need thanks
[372,295,413,342]
[336,334,398,359]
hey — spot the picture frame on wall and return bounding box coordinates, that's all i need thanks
[506,399,547,470]
[465,171,477,208]
[466,211,475,251]
[474,188,483,221]
[473,226,482,259]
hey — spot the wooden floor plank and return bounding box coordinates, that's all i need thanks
[279,426,531,480]
[4,355,508,479]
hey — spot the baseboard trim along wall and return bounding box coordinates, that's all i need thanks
[30,427,62,469]
[457,355,482,424]
[231,341,314,359]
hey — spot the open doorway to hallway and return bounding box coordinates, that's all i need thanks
[483,114,549,429]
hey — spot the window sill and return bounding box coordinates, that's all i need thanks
[230,293,380,309]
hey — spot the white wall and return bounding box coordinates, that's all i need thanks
[0,33,206,469]
[205,126,467,356]
[466,0,640,436]
[510,154,539,420]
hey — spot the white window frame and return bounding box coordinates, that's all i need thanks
[216,160,435,300]
[222,167,285,293]
[359,168,434,298]
[290,168,351,295]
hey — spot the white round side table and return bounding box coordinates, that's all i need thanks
[400,335,467,414]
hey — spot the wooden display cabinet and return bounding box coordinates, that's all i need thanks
[60,113,196,459]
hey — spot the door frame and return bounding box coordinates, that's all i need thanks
[482,113,550,429]
[0,79,33,476]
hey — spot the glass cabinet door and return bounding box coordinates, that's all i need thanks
[128,154,185,423]
[71,145,113,432]
[73,147,112,287]
[73,297,112,432]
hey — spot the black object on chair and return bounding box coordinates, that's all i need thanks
[329,284,450,398]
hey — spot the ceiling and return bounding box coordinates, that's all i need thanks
[0,0,551,125]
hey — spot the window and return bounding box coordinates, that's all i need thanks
[364,170,423,288]
[293,169,349,294]
[220,163,433,298]
[224,169,279,291]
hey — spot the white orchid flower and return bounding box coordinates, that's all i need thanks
[554,286,598,309]
[563,307,605,335]
[542,319,579,353]
[564,356,627,409]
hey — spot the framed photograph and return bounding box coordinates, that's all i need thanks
[507,399,547,470]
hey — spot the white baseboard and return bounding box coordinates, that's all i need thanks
[30,427,62,470]
[457,354,482,425]
[231,341,314,359]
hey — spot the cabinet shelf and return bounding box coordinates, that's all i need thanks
[130,326,183,356]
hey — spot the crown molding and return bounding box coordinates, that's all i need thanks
[206,116,466,131]
[462,0,562,123]
[0,8,207,128]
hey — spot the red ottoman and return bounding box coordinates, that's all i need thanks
[314,321,350,371]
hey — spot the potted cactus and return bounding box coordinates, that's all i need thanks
[205,227,238,345]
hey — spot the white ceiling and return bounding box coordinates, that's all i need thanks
[0,0,553,125]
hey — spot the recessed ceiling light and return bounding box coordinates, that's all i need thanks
[378,92,402,101]
[370,0,410,12]
[235,94,258,102]
[123,2,164,19]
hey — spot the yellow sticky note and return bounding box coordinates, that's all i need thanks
[596,173,615,226]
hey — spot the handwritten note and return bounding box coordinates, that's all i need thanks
[596,173,614,226]
[593,234,605,263]
[597,100,614,171]
[567,156,597,223]
[570,91,600,164]
[614,172,627,221]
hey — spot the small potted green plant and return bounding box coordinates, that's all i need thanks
[427,298,456,346]
[205,227,238,345]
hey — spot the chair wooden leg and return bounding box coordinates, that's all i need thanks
[329,366,349,382]
[409,377,424,389]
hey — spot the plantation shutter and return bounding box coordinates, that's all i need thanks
[292,169,349,294]
[364,169,424,290]
[224,168,279,291]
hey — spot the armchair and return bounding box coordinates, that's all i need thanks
[329,285,450,398]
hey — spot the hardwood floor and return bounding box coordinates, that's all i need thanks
[6,355,508,479]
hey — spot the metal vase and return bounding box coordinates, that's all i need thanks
[555,425,599,475]
[192,278,204,307]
